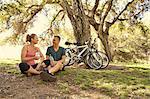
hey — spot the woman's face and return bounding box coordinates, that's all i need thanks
[32,35,39,44]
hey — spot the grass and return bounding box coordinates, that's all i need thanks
[0,59,20,74]
[57,64,150,98]
[0,59,150,98]
[0,59,20,66]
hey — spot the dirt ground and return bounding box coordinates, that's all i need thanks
[0,65,125,99]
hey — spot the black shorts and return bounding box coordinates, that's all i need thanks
[43,59,51,67]
[19,63,38,74]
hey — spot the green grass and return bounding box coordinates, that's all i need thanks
[0,59,150,98]
[0,59,20,66]
[57,64,150,98]
[0,59,20,74]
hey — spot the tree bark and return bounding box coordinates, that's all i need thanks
[98,30,112,61]
[63,0,91,44]
[97,0,113,60]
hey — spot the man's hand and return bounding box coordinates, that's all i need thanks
[50,61,58,66]
[58,60,63,64]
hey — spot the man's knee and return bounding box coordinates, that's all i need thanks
[57,62,64,70]
[43,59,51,67]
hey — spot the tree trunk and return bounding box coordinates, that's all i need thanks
[98,31,112,61]
[98,21,112,61]
[73,0,91,44]
[63,0,91,44]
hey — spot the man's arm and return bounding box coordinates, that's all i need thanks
[46,47,50,60]
[59,55,66,64]
[59,48,66,64]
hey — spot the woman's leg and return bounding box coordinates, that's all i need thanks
[35,63,44,71]
[27,66,41,75]
[19,63,41,75]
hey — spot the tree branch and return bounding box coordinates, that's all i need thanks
[62,0,76,26]
[87,1,108,31]
[101,0,113,24]
[89,0,100,17]
[99,0,113,32]
[111,0,135,25]
[24,5,43,23]
[27,5,43,12]
[50,9,64,28]
[87,16,100,31]
[99,1,108,22]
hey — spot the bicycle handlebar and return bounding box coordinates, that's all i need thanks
[65,38,96,46]
[65,42,81,46]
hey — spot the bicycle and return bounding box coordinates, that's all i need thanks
[64,38,109,69]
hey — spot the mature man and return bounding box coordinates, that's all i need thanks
[40,36,66,82]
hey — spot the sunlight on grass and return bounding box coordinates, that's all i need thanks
[57,65,150,98]
[0,59,150,98]
[57,82,70,94]
[0,59,20,66]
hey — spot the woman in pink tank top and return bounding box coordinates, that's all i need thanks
[19,34,44,76]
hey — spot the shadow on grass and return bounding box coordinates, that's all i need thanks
[57,65,150,98]
[0,61,150,98]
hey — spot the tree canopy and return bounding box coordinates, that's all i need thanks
[0,0,149,62]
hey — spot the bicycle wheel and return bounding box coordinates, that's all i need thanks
[97,51,109,68]
[85,51,103,70]
[64,48,75,66]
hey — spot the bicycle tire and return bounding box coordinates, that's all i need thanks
[64,48,75,66]
[97,51,109,68]
[85,51,103,70]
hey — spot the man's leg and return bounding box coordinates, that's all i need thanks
[48,62,63,75]
[39,60,57,82]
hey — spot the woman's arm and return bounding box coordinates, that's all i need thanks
[37,47,45,63]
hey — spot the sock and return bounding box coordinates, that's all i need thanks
[46,70,54,75]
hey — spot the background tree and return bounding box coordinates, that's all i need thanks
[0,0,149,61]
[59,0,150,60]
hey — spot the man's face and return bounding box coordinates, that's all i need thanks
[53,37,60,46]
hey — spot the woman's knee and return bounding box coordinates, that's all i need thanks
[19,63,30,74]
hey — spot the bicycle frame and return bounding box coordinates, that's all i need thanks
[76,45,89,58]
[65,39,109,69]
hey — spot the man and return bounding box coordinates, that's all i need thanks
[40,36,66,82]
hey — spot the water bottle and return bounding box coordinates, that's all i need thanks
[35,52,40,58]
[49,54,54,61]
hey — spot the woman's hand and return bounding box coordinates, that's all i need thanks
[34,56,40,60]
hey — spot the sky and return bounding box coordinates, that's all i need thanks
[142,12,150,26]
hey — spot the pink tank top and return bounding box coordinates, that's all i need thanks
[26,46,38,65]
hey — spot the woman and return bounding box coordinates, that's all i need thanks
[19,34,44,76]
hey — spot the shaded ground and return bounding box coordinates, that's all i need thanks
[0,63,150,99]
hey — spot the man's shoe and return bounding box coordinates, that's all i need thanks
[40,71,57,82]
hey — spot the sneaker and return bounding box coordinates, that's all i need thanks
[40,71,57,82]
